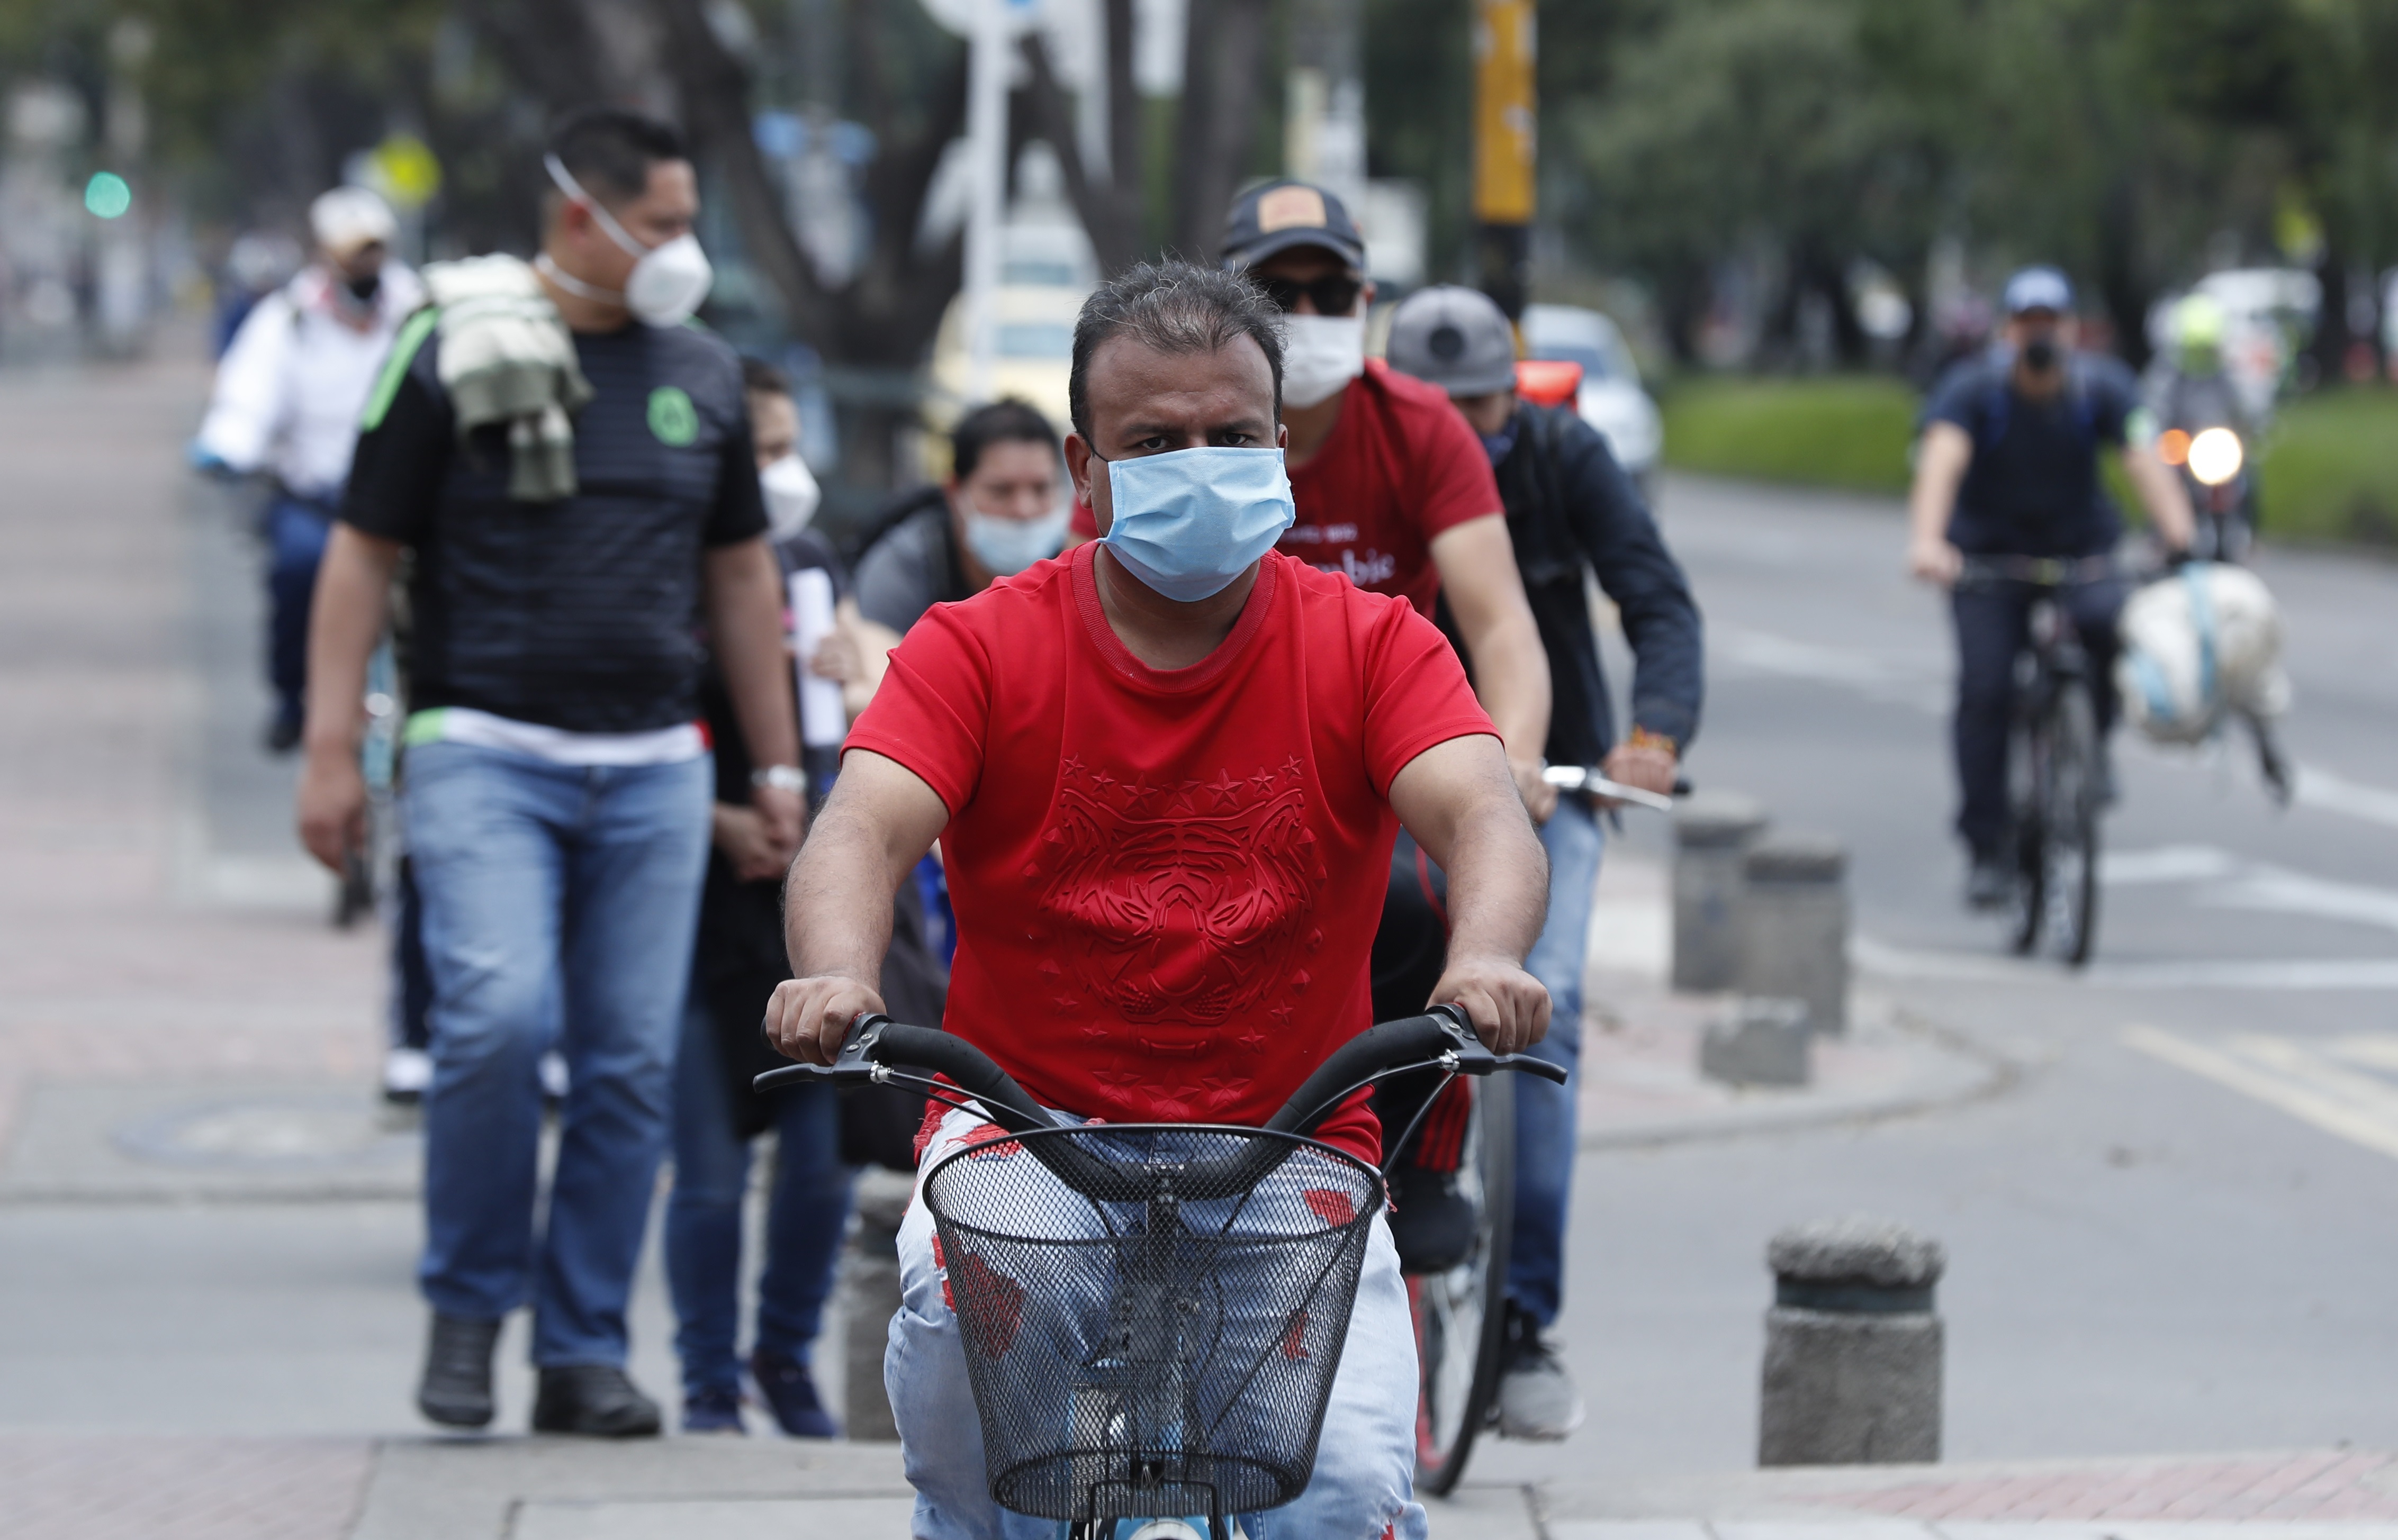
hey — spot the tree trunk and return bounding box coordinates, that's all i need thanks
[1022,6,1146,276]
[1171,0,1273,262]
[2094,174,2151,371]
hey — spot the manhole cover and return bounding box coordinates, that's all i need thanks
[114,1094,418,1169]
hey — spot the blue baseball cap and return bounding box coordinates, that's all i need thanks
[2003,266,2075,317]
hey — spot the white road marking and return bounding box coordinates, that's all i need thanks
[2295,763,2398,832]
[1853,935,2398,990]
[2099,844,2243,884]
[2328,1033,2398,1072]
[2126,1024,2398,1162]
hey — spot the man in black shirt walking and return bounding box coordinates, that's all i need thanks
[296,109,802,1437]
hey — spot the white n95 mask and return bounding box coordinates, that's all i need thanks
[1278,313,1366,409]
[543,154,716,327]
[760,455,822,540]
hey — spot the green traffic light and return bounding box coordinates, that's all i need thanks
[85,172,133,219]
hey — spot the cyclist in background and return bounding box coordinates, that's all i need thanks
[194,187,422,751]
[1906,267,2194,909]
[1386,285,1703,1443]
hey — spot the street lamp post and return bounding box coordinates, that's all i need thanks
[964,0,1036,406]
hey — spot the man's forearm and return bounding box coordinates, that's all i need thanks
[301,527,399,757]
[782,805,905,981]
[707,540,803,771]
[2125,448,2196,550]
[1443,799,1549,965]
[1464,611,1552,768]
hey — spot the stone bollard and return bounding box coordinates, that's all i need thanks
[840,1167,915,1442]
[1737,834,1850,1036]
[1759,1217,1945,1466]
[1700,997,1811,1087]
[1672,791,1769,992]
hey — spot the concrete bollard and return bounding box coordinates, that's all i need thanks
[1759,1216,1945,1466]
[1737,833,1850,1036]
[1700,997,1812,1087]
[1672,791,1769,992]
[840,1167,915,1442]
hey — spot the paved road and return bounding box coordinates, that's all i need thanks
[1473,474,2398,1494]
[2,349,2393,1524]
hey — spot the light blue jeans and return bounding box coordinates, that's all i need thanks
[889,1105,1429,1540]
[403,739,713,1366]
[1509,796,1605,1328]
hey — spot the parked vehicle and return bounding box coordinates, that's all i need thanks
[1521,304,1662,493]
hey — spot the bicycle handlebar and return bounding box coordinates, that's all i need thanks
[753,1005,1565,1201]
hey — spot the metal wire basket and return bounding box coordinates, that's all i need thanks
[919,1122,1384,1530]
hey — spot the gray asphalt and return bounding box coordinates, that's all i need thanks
[1473,474,2398,1488]
[4,463,2394,1493]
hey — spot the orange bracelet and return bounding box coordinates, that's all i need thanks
[1627,727,1678,756]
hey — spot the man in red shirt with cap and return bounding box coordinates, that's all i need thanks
[765,259,1548,1539]
[1074,180,1556,822]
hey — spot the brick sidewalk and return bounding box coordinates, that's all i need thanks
[0,1435,373,1540]
[0,357,383,1155]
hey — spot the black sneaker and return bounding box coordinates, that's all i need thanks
[1386,1163,1479,1273]
[681,1385,746,1435]
[749,1348,837,1438]
[531,1365,662,1437]
[264,703,304,755]
[1966,855,2013,911]
[1494,1302,1585,1442]
[416,1312,501,1429]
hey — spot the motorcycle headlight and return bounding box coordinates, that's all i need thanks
[2187,426,2244,486]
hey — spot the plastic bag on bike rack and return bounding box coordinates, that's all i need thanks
[919,1124,1382,1527]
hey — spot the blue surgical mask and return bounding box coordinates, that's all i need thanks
[1097,447,1295,602]
[962,503,1070,576]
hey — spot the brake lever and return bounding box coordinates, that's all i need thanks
[1489,1053,1570,1085]
[753,1011,893,1094]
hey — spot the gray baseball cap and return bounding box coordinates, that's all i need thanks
[1386,285,1517,396]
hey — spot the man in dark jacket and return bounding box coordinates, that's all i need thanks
[1387,284,1703,1442]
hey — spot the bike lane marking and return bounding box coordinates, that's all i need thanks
[2124,1023,2398,1163]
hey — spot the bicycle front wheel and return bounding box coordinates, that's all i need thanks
[2043,681,2102,965]
[1410,1072,1516,1495]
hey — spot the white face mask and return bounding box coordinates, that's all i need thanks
[962,503,1072,576]
[543,154,715,327]
[1279,312,1367,409]
[760,454,822,540]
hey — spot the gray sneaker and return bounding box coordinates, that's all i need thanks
[1495,1304,1584,1442]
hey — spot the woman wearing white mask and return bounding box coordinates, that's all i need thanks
[835,400,1071,684]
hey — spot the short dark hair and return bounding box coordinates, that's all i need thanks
[547,106,689,205]
[740,356,791,398]
[951,399,1059,483]
[1068,261,1283,442]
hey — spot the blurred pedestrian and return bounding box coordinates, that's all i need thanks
[664,358,853,1437]
[1387,284,1705,1442]
[296,107,801,1437]
[193,188,421,750]
[851,398,1068,636]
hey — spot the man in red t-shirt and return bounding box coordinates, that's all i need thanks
[1070,181,1557,821]
[764,262,1547,1538]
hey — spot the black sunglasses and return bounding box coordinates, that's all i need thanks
[1256,273,1364,316]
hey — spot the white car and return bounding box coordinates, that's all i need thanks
[1521,303,1662,490]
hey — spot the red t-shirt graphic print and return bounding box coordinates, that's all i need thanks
[844,542,1494,1163]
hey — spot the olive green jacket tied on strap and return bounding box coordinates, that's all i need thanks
[417,255,592,501]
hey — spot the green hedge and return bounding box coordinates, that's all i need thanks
[1659,376,1919,494]
[2258,389,2398,546]
[1662,374,2398,548]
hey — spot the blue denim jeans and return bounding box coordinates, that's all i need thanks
[1508,796,1605,1328]
[665,987,856,1399]
[890,1106,1428,1540]
[265,496,331,720]
[403,740,713,1366]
